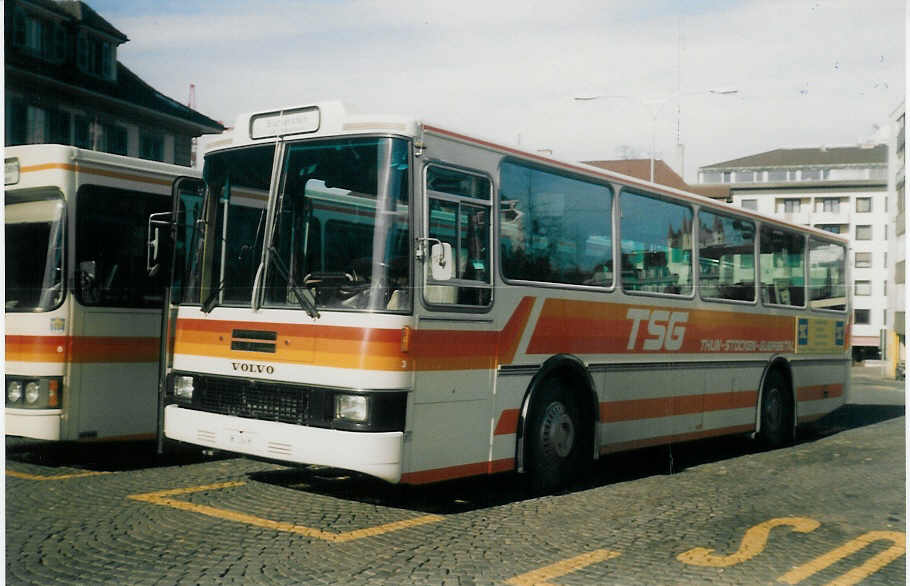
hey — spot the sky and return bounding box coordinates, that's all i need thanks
[90,0,905,181]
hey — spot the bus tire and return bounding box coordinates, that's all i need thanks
[759,368,794,449]
[527,379,583,494]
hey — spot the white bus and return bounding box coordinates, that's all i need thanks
[156,102,849,491]
[5,145,199,441]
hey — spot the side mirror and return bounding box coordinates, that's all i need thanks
[429,242,454,281]
[147,211,172,277]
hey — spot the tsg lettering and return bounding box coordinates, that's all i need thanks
[626,308,689,351]
[231,362,275,374]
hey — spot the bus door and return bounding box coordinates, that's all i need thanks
[151,177,205,451]
[411,164,495,477]
[70,184,173,439]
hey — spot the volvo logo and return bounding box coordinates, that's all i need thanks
[231,362,275,375]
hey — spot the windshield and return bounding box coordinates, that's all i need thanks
[266,137,410,311]
[187,137,410,312]
[5,191,65,312]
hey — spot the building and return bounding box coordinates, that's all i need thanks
[5,0,224,165]
[885,101,905,378]
[697,144,889,361]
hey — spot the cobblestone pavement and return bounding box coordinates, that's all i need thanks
[6,371,906,584]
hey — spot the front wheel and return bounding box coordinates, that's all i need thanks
[759,368,794,449]
[526,381,585,494]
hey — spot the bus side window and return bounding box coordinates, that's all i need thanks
[619,190,693,296]
[425,166,492,307]
[759,226,805,307]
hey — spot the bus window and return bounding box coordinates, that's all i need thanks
[426,166,492,306]
[265,137,410,312]
[499,162,613,287]
[191,145,275,308]
[697,210,755,302]
[5,190,65,312]
[620,190,693,295]
[808,238,847,311]
[75,185,170,308]
[760,226,805,307]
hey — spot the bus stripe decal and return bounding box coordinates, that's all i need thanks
[21,162,172,186]
[173,297,537,371]
[600,424,756,454]
[600,390,759,422]
[6,335,158,363]
[399,458,515,484]
[797,384,844,401]
[527,298,795,355]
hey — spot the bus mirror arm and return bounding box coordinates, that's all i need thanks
[147,212,173,277]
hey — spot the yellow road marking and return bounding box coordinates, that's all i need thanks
[505,549,621,586]
[6,469,110,481]
[127,481,444,543]
[777,530,906,585]
[678,517,820,567]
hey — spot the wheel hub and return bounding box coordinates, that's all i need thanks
[541,401,575,459]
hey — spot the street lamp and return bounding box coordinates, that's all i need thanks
[573,89,739,183]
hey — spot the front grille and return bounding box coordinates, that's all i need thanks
[169,373,408,432]
[184,375,327,427]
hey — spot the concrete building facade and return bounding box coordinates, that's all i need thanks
[698,145,889,360]
[885,101,905,378]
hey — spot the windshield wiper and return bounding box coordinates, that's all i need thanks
[267,246,320,319]
[200,281,225,314]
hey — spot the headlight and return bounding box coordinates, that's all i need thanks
[174,375,195,399]
[7,380,22,403]
[335,394,368,422]
[24,382,40,404]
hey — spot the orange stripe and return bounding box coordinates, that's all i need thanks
[797,384,844,402]
[400,458,515,484]
[494,408,521,435]
[600,424,755,454]
[174,297,536,372]
[600,390,758,422]
[5,335,157,363]
[527,298,795,355]
[21,162,171,186]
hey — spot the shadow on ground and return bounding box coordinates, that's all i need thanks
[5,438,226,472]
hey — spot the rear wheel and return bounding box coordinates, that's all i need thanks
[759,368,794,449]
[526,380,585,494]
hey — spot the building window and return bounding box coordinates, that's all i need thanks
[855,225,873,240]
[818,225,841,234]
[884,280,887,295]
[854,280,872,296]
[820,198,839,213]
[767,169,788,182]
[140,132,164,162]
[12,9,66,62]
[782,199,800,213]
[78,33,117,80]
[854,252,872,268]
[701,171,722,183]
[856,197,872,213]
[854,309,870,325]
[722,171,732,183]
[736,170,754,183]
[741,199,758,210]
[101,123,128,155]
[74,116,92,148]
[897,260,905,285]
[802,168,821,181]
